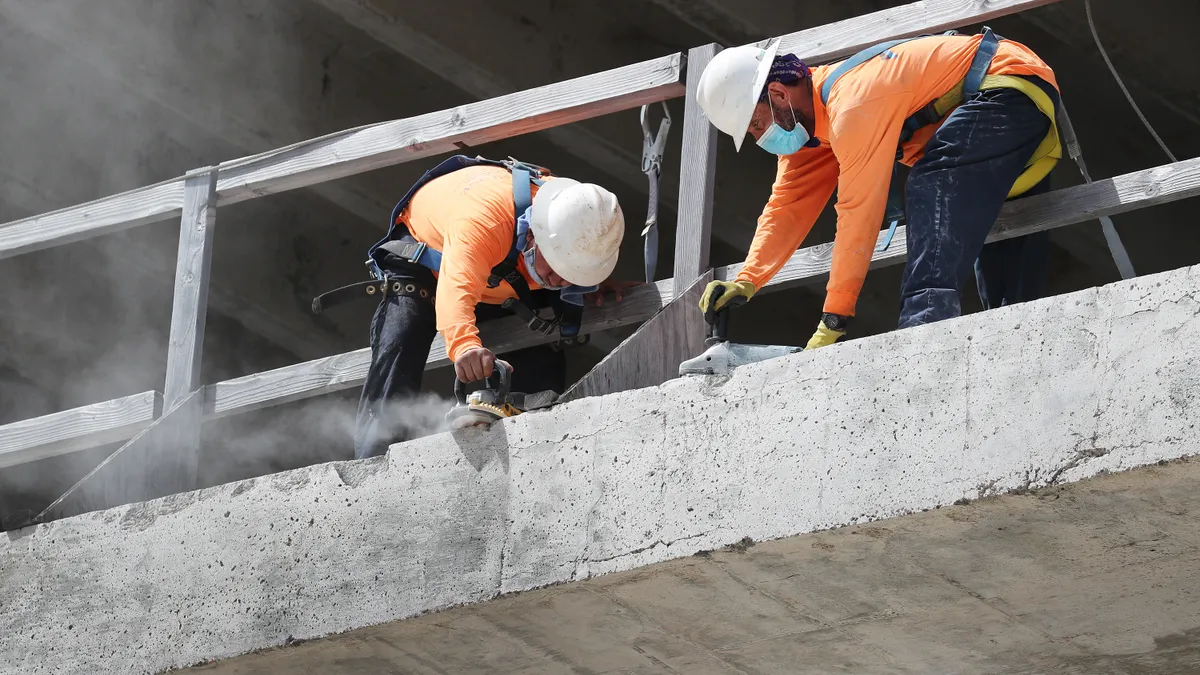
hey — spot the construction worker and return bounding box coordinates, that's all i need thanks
[329,155,627,459]
[693,29,1061,347]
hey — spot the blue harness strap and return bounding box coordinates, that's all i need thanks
[818,28,1001,252]
[820,37,917,106]
[368,155,543,278]
[962,27,1000,96]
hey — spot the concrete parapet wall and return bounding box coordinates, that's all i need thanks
[3,264,1200,674]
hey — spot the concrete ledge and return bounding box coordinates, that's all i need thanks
[4,264,1200,674]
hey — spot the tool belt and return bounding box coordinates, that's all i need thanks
[311,273,434,315]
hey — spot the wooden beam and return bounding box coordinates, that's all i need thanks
[310,0,654,197]
[164,168,219,408]
[205,278,676,418]
[560,271,711,403]
[716,156,1200,290]
[772,0,1063,64]
[157,166,219,493]
[0,53,683,260]
[673,44,721,295]
[213,54,684,206]
[0,178,185,261]
[0,391,162,470]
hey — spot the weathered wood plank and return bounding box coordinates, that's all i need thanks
[205,278,675,418]
[774,0,1063,64]
[164,167,219,407]
[717,157,1200,290]
[310,0,652,197]
[0,55,683,257]
[560,271,711,404]
[213,54,684,206]
[0,179,185,261]
[0,391,162,470]
[159,166,219,491]
[673,44,720,296]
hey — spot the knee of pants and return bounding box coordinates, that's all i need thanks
[898,287,962,329]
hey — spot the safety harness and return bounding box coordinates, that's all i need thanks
[820,27,1063,251]
[312,155,585,343]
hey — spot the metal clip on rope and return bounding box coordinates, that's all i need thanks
[640,102,672,283]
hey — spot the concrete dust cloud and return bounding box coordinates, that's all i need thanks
[203,392,455,487]
[0,0,416,525]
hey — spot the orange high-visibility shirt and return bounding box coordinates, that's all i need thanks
[735,34,1058,317]
[400,165,551,363]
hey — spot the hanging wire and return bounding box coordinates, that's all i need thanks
[1084,0,1178,162]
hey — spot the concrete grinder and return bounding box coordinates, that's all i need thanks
[445,360,558,429]
[678,305,802,377]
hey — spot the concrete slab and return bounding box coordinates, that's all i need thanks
[3,263,1200,674]
[185,458,1200,675]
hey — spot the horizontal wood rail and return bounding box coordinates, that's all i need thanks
[0,391,162,470]
[0,54,684,261]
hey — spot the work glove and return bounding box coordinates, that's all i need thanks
[698,280,756,324]
[805,313,849,350]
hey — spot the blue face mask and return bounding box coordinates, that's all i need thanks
[522,245,564,291]
[756,99,810,156]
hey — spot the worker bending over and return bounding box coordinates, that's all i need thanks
[349,156,625,458]
[694,29,1061,346]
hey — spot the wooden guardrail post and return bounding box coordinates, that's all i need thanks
[673,43,720,296]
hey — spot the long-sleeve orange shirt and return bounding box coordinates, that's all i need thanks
[400,165,550,362]
[736,34,1058,317]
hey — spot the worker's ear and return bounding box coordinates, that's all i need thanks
[765,81,790,107]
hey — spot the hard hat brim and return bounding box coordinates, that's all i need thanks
[734,37,781,152]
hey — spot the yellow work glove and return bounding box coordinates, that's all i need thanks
[805,313,849,350]
[698,280,756,324]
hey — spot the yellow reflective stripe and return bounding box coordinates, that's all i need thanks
[978,74,1062,198]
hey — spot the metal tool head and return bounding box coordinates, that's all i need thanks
[446,361,519,429]
[679,341,803,377]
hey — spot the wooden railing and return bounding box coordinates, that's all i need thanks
[4,0,1199,518]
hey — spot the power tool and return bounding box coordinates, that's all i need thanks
[678,305,802,377]
[444,361,558,429]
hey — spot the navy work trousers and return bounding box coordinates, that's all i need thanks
[353,266,566,460]
[898,76,1058,329]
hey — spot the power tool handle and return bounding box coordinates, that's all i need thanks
[453,359,513,402]
[711,307,731,342]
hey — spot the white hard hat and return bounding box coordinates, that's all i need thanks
[695,38,780,151]
[530,177,624,287]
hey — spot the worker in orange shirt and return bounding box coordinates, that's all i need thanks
[693,29,1062,347]
[320,156,627,458]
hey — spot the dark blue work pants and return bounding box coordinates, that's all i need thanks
[353,266,566,460]
[898,77,1058,329]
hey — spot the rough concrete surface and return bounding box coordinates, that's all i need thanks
[183,457,1200,675]
[2,263,1200,674]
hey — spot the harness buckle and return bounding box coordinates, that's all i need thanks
[406,241,427,265]
[365,258,384,281]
